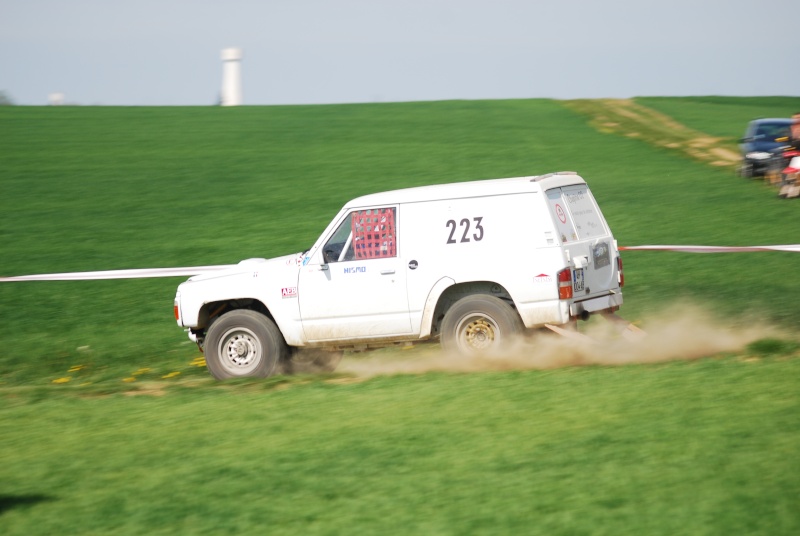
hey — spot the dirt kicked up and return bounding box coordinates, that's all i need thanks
[338,304,786,378]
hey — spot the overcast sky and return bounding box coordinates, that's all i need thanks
[1,0,797,106]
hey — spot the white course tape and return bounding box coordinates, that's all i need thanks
[0,265,235,282]
[1,245,799,282]
[619,245,800,253]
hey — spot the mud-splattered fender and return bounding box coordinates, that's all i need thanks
[415,277,455,338]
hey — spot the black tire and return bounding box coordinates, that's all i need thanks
[282,349,343,374]
[440,295,524,354]
[738,161,753,178]
[204,310,288,380]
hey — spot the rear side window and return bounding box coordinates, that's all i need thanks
[546,186,608,242]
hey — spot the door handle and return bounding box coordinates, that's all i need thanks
[380,269,395,275]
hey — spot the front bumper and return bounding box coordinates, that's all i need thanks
[743,156,773,175]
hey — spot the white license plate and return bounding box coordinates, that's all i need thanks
[573,268,585,292]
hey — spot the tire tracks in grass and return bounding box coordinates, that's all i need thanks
[562,98,741,168]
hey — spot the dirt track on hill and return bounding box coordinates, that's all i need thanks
[562,99,741,168]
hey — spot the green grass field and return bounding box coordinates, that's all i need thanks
[1,98,799,534]
[635,96,800,139]
[2,355,798,535]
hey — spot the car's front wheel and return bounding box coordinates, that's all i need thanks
[738,161,753,178]
[204,310,288,380]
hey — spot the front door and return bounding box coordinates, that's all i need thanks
[298,206,412,342]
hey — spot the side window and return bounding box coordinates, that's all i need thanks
[353,207,396,259]
[323,216,355,263]
[323,207,396,263]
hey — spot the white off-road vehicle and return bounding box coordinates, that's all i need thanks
[174,172,624,379]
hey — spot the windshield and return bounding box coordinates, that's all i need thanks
[753,123,790,140]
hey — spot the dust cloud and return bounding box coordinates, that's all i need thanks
[338,304,784,378]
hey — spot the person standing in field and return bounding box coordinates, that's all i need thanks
[791,112,800,150]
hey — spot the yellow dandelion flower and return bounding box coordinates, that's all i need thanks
[134,368,151,375]
[52,377,71,384]
[68,365,85,373]
[162,371,181,379]
[122,377,136,383]
[190,357,206,367]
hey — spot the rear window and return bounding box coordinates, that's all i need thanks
[546,186,608,243]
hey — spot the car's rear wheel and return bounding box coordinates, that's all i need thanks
[440,295,524,354]
[204,310,288,380]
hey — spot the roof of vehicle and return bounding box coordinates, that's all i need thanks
[345,172,588,208]
[748,118,792,125]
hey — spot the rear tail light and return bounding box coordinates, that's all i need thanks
[557,268,573,300]
[617,256,624,287]
[174,301,180,322]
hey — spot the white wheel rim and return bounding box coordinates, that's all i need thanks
[455,313,499,352]
[217,327,262,375]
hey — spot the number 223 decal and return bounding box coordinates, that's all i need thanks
[446,217,484,244]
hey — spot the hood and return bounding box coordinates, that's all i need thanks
[185,252,305,283]
[741,138,786,154]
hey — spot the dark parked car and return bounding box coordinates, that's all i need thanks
[738,118,792,177]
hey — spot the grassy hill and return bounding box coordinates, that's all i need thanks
[1,99,798,381]
[635,96,800,138]
[0,98,798,534]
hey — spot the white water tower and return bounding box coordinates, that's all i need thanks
[48,92,65,106]
[220,48,243,106]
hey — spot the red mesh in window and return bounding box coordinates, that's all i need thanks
[352,208,396,259]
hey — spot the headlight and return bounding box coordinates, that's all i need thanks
[745,152,771,160]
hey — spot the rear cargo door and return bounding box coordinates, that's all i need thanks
[545,186,617,299]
